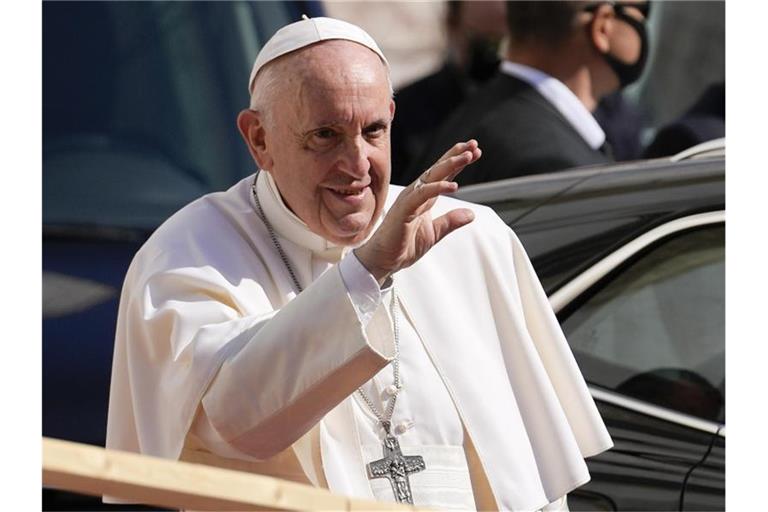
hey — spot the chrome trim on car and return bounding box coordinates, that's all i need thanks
[589,386,725,437]
[549,211,726,313]
[549,211,726,437]
[671,138,725,161]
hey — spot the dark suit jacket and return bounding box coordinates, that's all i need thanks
[390,63,469,185]
[407,73,610,186]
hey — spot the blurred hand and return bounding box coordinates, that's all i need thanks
[355,140,482,284]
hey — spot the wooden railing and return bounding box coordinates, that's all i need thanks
[43,437,424,511]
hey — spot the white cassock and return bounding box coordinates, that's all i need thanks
[106,171,613,511]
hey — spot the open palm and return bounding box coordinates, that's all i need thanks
[355,140,482,284]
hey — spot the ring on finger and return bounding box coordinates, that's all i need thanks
[414,168,432,191]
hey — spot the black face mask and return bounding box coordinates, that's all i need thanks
[603,6,650,88]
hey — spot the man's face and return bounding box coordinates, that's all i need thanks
[582,0,650,94]
[258,41,394,246]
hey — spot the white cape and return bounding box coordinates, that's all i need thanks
[106,174,612,510]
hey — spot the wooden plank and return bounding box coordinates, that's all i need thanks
[43,437,423,511]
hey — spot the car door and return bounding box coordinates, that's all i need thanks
[550,212,725,511]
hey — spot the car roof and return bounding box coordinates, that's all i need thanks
[454,155,725,294]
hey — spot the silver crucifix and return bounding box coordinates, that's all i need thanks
[366,421,426,504]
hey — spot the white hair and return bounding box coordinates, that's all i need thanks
[248,59,286,128]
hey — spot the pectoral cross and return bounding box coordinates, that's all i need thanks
[366,421,426,504]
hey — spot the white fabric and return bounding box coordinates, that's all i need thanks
[351,284,468,508]
[338,250,383,327]
[500,60,606,150]
[361,444,474,510]
[189,172,470,509]
[248,16,389,94]
[106,171,613,510]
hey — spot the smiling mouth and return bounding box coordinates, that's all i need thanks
[327,185,368,197]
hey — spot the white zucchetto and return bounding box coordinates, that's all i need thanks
[248,16,389,94]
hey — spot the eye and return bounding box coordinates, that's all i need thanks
[312,128,337,142]
[363,122,387,140]
[306,127,341,151]
[314,128,337,140]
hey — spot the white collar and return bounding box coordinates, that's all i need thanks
[499,61,605,150]
[253,170,382,262]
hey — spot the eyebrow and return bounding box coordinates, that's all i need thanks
[364,119,389,131]
[302,117,390,136]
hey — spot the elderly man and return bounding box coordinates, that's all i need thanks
[106,17,612,511]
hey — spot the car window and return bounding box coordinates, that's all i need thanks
[561,225,725,423]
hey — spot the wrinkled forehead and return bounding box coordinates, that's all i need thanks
[256,39,391,106]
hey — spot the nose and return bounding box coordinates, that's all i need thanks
[338,135,371,179]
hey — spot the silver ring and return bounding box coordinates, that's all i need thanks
[414,168,431,191]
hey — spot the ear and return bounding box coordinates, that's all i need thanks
[389,98,396,123]
[237,109,274,171]
[588,4,616,54]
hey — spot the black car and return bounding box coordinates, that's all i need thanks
[456,142,725,511]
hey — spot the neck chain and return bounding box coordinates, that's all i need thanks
[250,170,402,426]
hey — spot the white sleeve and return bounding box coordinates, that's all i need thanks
[196,265,396,460]
[338,250,385,328]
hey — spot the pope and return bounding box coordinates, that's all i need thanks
[106,16,613,511]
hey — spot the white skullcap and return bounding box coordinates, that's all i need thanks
[248,16,389,94]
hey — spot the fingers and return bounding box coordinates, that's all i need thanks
[402,180,458,216]
[445,147,482,182]
[421,140,482,184]
[432,208,476,244]
[436,139,479,164]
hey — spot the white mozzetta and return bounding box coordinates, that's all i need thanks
[107,171,613,510]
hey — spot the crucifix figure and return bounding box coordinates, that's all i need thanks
[366,421,426,504]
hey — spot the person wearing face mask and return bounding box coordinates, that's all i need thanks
[407,1,650,186]
[389,1,508,185]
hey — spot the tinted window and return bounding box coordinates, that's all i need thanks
[562,225,725,422]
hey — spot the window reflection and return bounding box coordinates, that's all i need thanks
[562,225,725,422]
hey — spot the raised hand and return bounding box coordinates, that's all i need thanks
[355,140,482,284]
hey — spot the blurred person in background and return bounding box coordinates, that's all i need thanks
[409,0,650,186]
[390,1,507,185]
[593,89,645,161]
[643,81,725,158]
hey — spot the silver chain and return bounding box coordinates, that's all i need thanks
[250,170,402,427]
[251,172,303,295]
[355,291,401,425]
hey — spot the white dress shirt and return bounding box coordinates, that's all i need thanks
[500,60,606,150]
